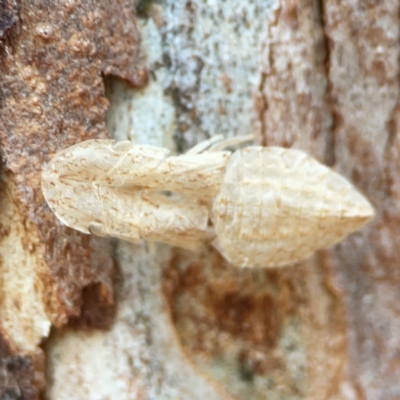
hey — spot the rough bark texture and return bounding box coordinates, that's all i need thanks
[0,0,147,397]
[323,1,400,398]
[46,243,233,400]
[1,0,398,399]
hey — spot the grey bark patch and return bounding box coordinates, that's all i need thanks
[0,0,18,40]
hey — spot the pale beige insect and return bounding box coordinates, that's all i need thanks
[41,136,374,268]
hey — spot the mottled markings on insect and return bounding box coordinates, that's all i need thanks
[41,137,375,268]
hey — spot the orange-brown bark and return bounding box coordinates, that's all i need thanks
[0,0,146,397]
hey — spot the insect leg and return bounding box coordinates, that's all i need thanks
[208,134,255,152]
[185,135,224,154]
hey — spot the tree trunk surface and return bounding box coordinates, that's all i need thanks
[0,1,397,399]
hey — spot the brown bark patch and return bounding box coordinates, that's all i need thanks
[0,1,147,394]
[0,0,147,327]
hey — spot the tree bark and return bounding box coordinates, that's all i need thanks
[0,0,397,399]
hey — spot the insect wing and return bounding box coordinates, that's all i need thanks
[41,140,210,247]
[48,139,170,186]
